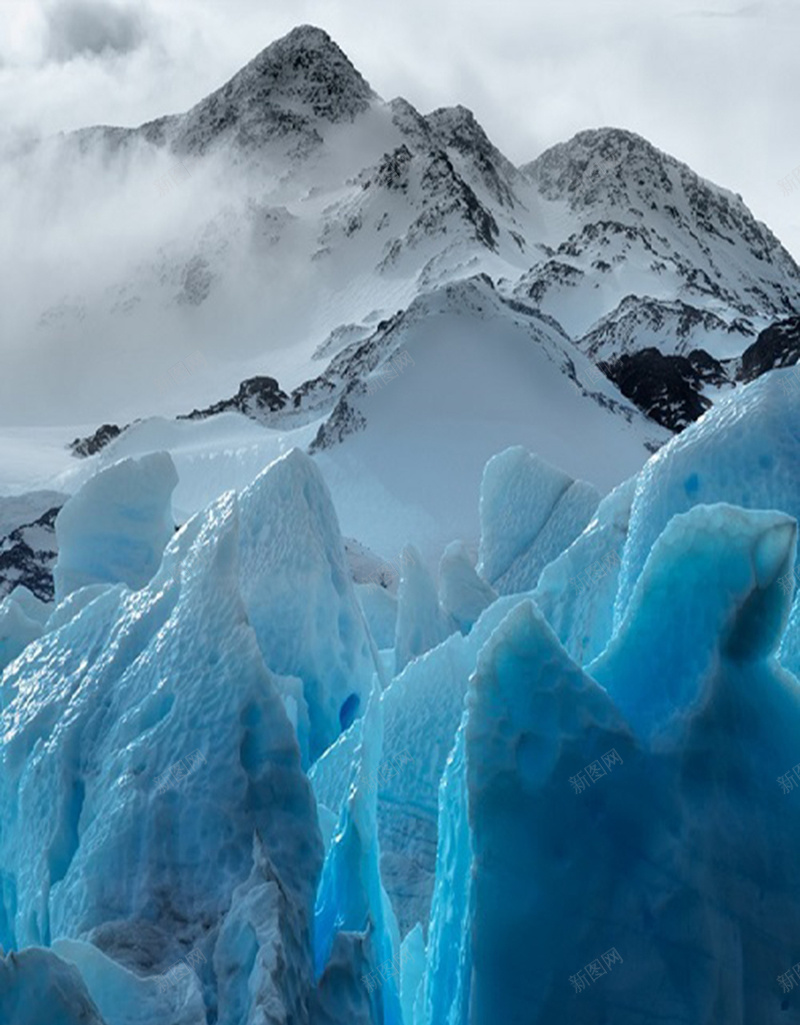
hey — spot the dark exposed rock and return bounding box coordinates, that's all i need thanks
[69,423,123,458]
[739,316,800,382]
[602,347,725,431]
[180,375,290,423]
[308,391,368,452]
[0,505,62,602]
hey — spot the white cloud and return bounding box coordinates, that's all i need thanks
[44,0,148,62]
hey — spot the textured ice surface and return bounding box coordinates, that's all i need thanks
[394,545,453,675]
[0,587,46,673]
[7,374,800,1023]
[237,448,377,761]
[53,453,178,603]
[591,503,797,739]
[420,502,800,1025]
[356,582,398,651]
[422,500,800,1020]
[617,370,800,625]
[533,476,635,665]
[478,446,599,595]
[421,600,634,1025]
[437,541,496,635]
[311,591,535,935]
[314,688,402,1024]
[0,468,323,1022]
[416,719,471,1025]
[213,832,315,1025]
[52,937,206,1025]
[0,946,107,1024]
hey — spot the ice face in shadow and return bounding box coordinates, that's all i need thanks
[421,600,637,1025]
[437,540,497,635]
[310,591,536,937]
[0,947,107,1025]
[423,502,800,1025]
[51,936,206,1025]
[313,687,402,1025]
[394,545,453,675]
[533,476,634,666]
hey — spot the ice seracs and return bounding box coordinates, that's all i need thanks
[594,504,796,739]
[616,368,800,626]
[477,446,599,594]
[532,477,634,666]
[422,599,635,1025]
[237,448,377,762]
[394,545,452,675]
[0,586,47,673]
[5,385,800,1020]
[0,482,323,1022]
[314,687,402,1025]
[437,540,496,634]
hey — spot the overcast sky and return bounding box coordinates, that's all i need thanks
[2,0,799,257]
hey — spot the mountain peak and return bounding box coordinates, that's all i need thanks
[278,24,337,48]
[225,24,376,122]
[169,24,376,156]
[522,126,672,204]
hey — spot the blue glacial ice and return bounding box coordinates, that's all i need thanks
[422,502,800,1024]
[533,476,635,666]
[437,541,497,636]
[4,371,800,1023]
[0,947,106,1025]
[617,368,800,623]
[394,545,453,675]
[53,453,178,603]
[0,587,47,674]
[477,446,599,595]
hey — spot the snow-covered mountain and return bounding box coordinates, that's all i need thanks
[5,24,799,436]
[4,20,800,629]
[520,127,799,341]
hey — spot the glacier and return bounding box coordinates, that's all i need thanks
[4,372,800,1022]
